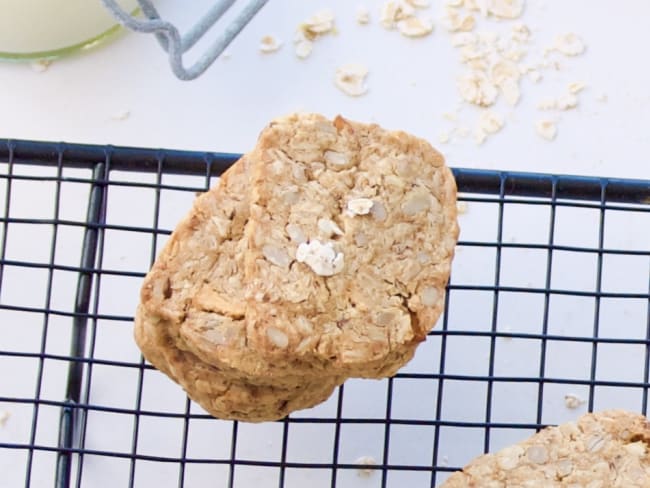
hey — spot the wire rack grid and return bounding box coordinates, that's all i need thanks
[0,139,649,488]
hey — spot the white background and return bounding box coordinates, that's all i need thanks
[0,0,648,178]
[1,1,650,488]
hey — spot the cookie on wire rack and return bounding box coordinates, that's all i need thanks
[440,410,650,487]
[136,113,459,421]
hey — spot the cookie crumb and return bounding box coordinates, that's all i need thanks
[335,64,369,97]
[260,35,282,53]
[0,410,9,427]
[535,119,557,141]
[111,109,131,121]
[564,393,585,409]
[457,201,468,214]
[30,59,51,72]
[296,240,344,276]
[355,455,377,477]
[439,131,451,144]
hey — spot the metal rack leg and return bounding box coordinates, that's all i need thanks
[54,163,107,488]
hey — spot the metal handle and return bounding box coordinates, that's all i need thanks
[101,0,269,80]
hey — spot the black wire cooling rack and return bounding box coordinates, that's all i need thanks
[0,139,649,488]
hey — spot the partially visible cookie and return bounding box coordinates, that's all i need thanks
[440,410,650,487]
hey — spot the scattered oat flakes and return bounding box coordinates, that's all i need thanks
[556,93,578,110]
[479,30,499,44]
[335,63,369,97]
[487,0,525,19]
[406,0,430,7]
[347,197,375,215]
[444,8,476,32]
[458,70,498,106]
[295,40,313,59]
[380,0,416,29]
[460,44,484,62]
[564,393,585,409]
[439,131,452,144]
[398,16,434,37]
[535,119,557,141]
[502,47,525,62]
[491,60,520,86]
[0,410,9,427]
[457,126,470,138]
[300,9,336,40]
[30,59,51,73]
[260,35,282,53]
[502,80,520,106]
[568,81,586,94]
[553,33,586,56]
[528,69,542,82]
[356,6,371,24]
[479,110,504,134]
[451,32,477,47]
[111,109,131,121]
[446,0,463,6]
[511,22,531,43]
[457,201,468,214]
[296,239,344,276]
[355,456,378,477]
[536,97,556,110]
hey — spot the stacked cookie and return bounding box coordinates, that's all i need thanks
[135,113,459,421]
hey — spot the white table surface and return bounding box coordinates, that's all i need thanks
[1,2,650,488]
